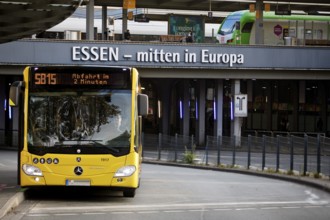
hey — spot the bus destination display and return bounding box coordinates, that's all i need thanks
[33,73,115,86]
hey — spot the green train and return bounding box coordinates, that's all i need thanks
[216,10,330,45]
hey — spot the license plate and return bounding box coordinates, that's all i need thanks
[66,179,90,186]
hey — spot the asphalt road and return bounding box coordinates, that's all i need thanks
[143,150,330,175]
[3,163,330,220]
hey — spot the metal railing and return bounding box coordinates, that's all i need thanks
[142,133,330,179]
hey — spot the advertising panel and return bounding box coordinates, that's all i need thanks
[168,15,205,43]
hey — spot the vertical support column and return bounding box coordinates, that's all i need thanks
[291,82,298,132]
[232,80,241,139]
[265,81,272,130]
[86,0,94,40]
[318,81,326,134]
[247,80,253,129]
[122,8,128,40]
[102,6,107,40]
[197,80,206,145]
[182,80,190,137]
[215,79,223,137]
[255,0,264,45]
[159,79,173,135]
[299,80,305,131]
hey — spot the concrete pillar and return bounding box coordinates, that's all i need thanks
[255,0,264,44]
[86,0,94,40]
[214,79,223,137]
[292,82,299,132]
[197,80,206,145]
[265,81,272,130]
[319,82,326,133]
[232,80,242,145]
[158,79,173,135]
[181,79,190,136]
[247,80,253,129]
[122,8,128,39]
[102,6,107,40]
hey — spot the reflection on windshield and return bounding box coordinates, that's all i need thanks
[219,18,239,35]
[28,91,131,149]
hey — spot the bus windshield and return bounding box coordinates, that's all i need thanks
[218,17,240,35]
[27,90,132,155]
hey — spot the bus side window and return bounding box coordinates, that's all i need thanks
[242,22,254,33]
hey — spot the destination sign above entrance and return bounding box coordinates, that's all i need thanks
[0,40,330,70]
[71,46,244,68]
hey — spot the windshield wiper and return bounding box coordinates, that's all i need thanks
[54,139,103,146]
[54,140,121,153]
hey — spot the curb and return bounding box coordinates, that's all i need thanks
[143,160,330,193]
[0,191,25,219]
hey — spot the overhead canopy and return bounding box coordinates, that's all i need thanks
[0,0,82,44]
[93,0,330,13]
[1,0,330,44]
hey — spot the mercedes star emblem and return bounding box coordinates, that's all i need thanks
[74,166,83,176]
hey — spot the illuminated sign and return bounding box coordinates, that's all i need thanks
[32,73,112,85]
[30,67,131,89]
[33,72,112,86]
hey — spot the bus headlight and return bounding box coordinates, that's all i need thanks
[22,164,43,176]
[114,166,136,177]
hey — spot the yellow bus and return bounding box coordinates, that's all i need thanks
[9,66,148,197]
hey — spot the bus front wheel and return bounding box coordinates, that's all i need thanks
[123,188,136,198]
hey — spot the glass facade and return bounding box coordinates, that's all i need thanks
[140,79,330,142]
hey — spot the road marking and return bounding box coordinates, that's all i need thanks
[304,206,323,208]
[82,212,106,215]
[27,214,49,217]
[111,211,134,214]
[54,213,78,216]
[25,204,330,217]
[29,200,322,213]
[305,190,328,205]
[137,211,159,214]
[213,208,233,211]
[164,210,185,213]
[260,207,279,210]
[236,208,256,211]
[282,206,301,209]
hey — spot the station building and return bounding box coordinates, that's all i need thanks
[1,0,330,147]
[1,38,330,147]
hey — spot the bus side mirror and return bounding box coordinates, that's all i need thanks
[138,94,148,117]
[9,81,25,107]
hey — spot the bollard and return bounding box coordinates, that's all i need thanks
[217,136,221,166]
[158,133,162,161]
[174,133,178,162]
[290,135,294,171]
[303,134,308,176]
[232,136,236,166]
[262,135,266,171]
[247,135,251,169]
[317,134,321,174]
[276,135,280,172]
[205,136,209,165]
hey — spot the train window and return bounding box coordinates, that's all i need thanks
[242,22,253,33]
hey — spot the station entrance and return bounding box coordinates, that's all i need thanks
[141,77,328,146]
